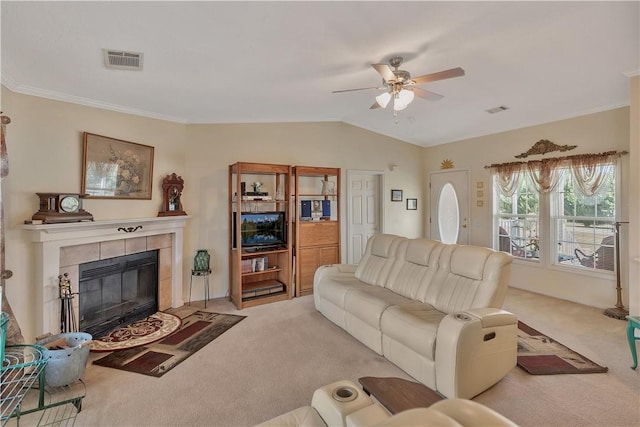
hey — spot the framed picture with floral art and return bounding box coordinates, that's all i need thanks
[81,132,154,199]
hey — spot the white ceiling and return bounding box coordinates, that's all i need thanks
[1,1,638,147]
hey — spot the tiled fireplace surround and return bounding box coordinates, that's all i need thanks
[23,216,189,337]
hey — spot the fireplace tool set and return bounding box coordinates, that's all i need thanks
[59,272,78,333]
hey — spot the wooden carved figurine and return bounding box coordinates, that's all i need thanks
[158,173,187,216]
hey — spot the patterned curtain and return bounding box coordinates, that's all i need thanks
[489,151,623,197]
[490,162,525,197]
[568,153,618,196]
[526,158,565,194]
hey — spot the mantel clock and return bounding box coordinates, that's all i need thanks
[31,193,94,223]
[158,173,187,217]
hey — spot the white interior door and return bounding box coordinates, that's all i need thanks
[430,170,469,244]
[347,171,382,264]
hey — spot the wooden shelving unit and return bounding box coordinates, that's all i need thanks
[228,162,293,309]
[293,166,341,296]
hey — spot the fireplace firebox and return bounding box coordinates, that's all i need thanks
[79,250,159,338]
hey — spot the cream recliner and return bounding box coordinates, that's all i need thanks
[314,235,517,399]
[257,380,518,427]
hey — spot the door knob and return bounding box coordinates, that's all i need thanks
[461,224,467,228]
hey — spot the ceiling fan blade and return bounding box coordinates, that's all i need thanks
[411,67,465,85]
[332,86,383,94]
[371,63,396,82]
[412,86,444,101]
[369,101,382,110]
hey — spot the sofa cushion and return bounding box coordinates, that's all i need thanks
[431,247,512,313]
[354,234,405,287]
[256,405,326,427]
[315,275,370,309]
[385,239,443,299]
[344,287,412,329]
[380,302,446,360]
[450,245,493,280]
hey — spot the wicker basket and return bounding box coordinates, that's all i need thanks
[36,332,92,387]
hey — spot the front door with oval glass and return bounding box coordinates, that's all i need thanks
[429,170,469,244]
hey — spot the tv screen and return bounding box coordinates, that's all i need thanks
[233,212,286,248]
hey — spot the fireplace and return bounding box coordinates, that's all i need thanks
[79,250,159,338]
[22,216,189,338]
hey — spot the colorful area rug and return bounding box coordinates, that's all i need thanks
[90,312,182,352]
[93,311,245,377]
[517,321,608,375]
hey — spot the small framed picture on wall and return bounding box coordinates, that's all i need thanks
[406,198,417,210]
[391,189,403,202]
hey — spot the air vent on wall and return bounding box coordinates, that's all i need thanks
[485,105,510,114]
[103,49,143,71]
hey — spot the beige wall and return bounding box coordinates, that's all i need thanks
[183,122,425,301]
[424,107,631,309]
[0,87,424,340]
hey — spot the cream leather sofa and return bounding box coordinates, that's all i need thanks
[313,235,517,399]
[257,380,517,427]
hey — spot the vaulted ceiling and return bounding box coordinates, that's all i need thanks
[2,1,638,147]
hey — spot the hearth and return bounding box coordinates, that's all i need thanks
[79,250,158,338]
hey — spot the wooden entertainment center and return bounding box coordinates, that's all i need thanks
[293,166,341,297]
[228,162,341,309]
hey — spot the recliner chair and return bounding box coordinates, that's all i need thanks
[257,380,517,427]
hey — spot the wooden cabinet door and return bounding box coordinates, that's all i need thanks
[298,245,339,295]
[298,247,319,295]
[318,246,339,268]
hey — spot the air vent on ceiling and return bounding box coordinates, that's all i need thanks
[485,105,510,114]
[103,49,143,71]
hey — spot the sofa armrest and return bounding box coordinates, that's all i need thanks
[435,309,518,399]
[313,264,358,286]
[311,380,373,427]
[427,399,518,427]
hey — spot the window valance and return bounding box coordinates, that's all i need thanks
[485,150,627,196]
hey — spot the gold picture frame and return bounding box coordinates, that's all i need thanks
[81,132,154,199]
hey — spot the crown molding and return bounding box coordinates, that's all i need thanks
[624,70,640,78]
[1,74,188,124]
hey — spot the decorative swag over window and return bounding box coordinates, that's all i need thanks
[486,151,627,197]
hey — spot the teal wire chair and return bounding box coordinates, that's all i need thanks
[189,250,212,308]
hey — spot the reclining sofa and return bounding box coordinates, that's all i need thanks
[258,379,517,426]
[313,235,518,399]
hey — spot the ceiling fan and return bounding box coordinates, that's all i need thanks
[332,56,465,112]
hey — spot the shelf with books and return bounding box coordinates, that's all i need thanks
[293,166,341,297]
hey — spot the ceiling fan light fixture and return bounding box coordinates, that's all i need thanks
[393,89,414,111]
[376,92,391,108]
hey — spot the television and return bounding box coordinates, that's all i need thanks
[233,211,286,249]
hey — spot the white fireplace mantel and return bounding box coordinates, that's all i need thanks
[23,216,189,336]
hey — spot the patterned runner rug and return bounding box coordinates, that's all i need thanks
[91,312,182,352]
[93,311,245,377]
[517,321,608,375]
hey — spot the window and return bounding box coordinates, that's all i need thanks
[491,152,619,273]
[554,168,616,271]
[496,175,540,260]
